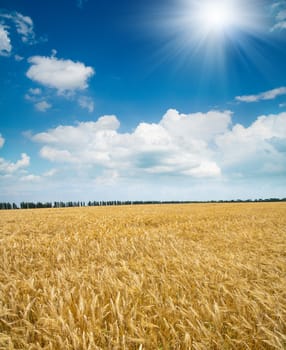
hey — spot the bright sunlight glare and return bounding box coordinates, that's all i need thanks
[150,0,266,72]
[194,0,239,34]
[199,2,233,30]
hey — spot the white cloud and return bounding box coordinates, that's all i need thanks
[35,101,52,112]
[271,1,286,31]
[0,24,12,56]
[25,94,34,102]
[14,168,57,183]
[39,147,76,163]
[182,161,221,178]
[29,109,286,184]
[216,112,286,175]
[0,153,30,174]
[236,87,286,103]
[12,12,35,43]
[33,115,120,145]
[0,135,31,180]
[273,21,286,30]
[160,109,232,141]
[14,54,24,61]
[0,134,5,148]
[21,174,41,182]
[0,11,35,46]
[30,110,233,179]
[78,96,94,113]
[26,55,95,93]
[29,88,42,95]
[25,88,42,102]
[43,168,57,177]
[51,49,57,57]
[94,170,119,185]
[277,9,286,21]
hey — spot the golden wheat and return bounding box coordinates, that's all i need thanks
[0,203,285,349]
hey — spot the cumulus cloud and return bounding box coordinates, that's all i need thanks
[216,112,286,175]
[26,55,95,93]
[39,147,76,163]
[29,109,286,182]
[182,162,221,178]
[236,87,286,103]
[32,115,120,145]
[30,110,233,179]
[78,96,94,113]
[160,109,231,141]
[35,101,52,112]
[0,24,12,56]
[0,153,30,174]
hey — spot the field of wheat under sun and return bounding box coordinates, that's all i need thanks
[0,203,285,349]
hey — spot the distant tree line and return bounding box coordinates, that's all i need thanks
[0,198,285,210]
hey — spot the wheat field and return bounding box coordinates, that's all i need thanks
[0,203,285,349]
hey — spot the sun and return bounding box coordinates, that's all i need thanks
[149,0,266,72]
[194,0,238,35]
[198,2,233,31]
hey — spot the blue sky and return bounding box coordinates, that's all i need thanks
[0,0,286,202]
